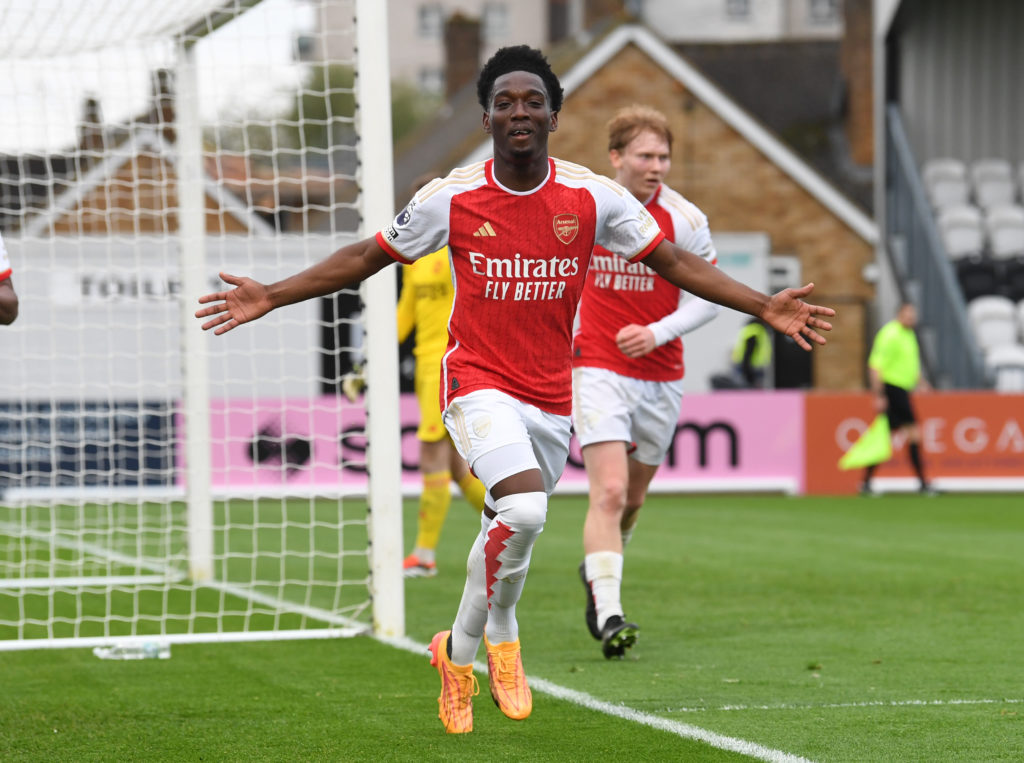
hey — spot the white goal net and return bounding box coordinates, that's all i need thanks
[0,0,403,650]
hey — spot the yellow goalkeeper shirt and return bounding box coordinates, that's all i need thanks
[396,247,453,362]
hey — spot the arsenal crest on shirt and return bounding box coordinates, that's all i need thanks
[553,213,579,245]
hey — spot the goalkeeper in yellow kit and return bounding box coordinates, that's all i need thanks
[398,245,486,576]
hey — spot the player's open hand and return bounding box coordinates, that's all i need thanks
[195,272,273,335]
[761,283,835,351]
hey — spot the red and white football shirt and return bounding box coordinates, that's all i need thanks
[0,232,12,282]
[573,183,716,381]
[375,158,664,415]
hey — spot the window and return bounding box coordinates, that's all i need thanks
[725,0,750,20]
[418,66,445,95]
[482,3,509,43]
[808,0,840,24]
[417,4,444,39]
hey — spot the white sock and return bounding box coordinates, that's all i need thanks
[449,513,491,665]
[584,550,624,630]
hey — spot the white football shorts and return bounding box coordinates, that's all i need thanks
[444,389,572,496]
[571,366,684,466]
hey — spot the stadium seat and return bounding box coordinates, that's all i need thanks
[967,295,1018,353]
[984,204,1024,259]
[956,256,1000,302]
[970,158,1016,211]
[937,203,985,260]
[922,158,969,209]
[984,343,1024,392]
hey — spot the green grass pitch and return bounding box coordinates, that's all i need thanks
[2,492,1022,761]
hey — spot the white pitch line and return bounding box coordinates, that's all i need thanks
[667,698,1024,713]
[379,635,814,763]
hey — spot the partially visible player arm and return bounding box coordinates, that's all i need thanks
[648,295,720,345]
[616,201,721,358]
[642,240,833,350]
[0,278,17,325]
[0,231,17,325]
[646,205,722,343]
[196,236,394,335]
[615,296,720,358]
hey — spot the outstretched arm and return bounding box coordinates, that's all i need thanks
[642,240,835,350]
[0,278,18,325]
[196,236,395,335]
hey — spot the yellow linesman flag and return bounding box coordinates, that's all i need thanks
[838,415,892,470]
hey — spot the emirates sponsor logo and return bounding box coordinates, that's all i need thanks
[553,213,579,245]
[590,252,655,291]
[591,253,654,275]
[467,251,581,301]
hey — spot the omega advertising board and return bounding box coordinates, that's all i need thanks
[805,392,1024,494]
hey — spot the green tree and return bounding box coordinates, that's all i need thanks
[290,64,356,150]
[390,79,442,145]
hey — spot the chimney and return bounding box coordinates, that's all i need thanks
[840,0,873,166]
[584,0,626,28]
[549,0,569,43]
[550,0,587,44]
[77,96,105,156]
[444,13,481,99]
[148,68,177,144]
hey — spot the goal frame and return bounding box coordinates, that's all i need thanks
[0,0,404,651]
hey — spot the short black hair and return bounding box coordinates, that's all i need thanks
[476,45,564,113]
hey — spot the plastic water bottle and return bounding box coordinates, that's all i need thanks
[93,640,171,660]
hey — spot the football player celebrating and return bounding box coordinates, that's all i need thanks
[573,105,720,659]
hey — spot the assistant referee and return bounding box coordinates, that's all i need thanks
[861,301,935,495]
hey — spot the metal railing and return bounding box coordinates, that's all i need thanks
[884,105,989,389]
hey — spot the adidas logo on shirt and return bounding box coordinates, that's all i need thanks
[473,221,496,237]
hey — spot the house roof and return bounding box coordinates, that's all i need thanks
[21,124,276,238]
[461,24,877,245]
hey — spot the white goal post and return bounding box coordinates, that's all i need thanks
[0,0,404,650]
